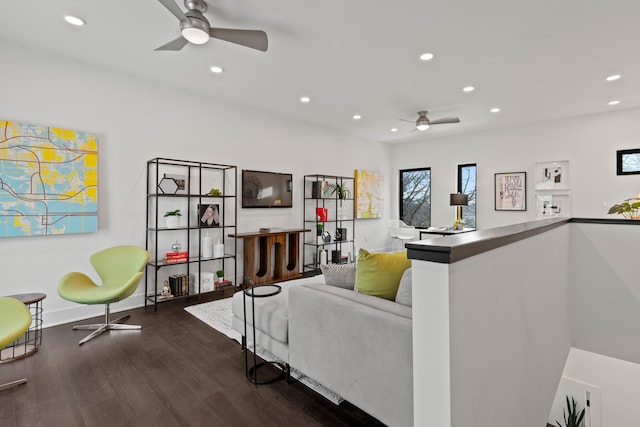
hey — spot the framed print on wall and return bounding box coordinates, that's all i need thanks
[535,160,570,190]
[535,194,571,219]
[495,172,526,211]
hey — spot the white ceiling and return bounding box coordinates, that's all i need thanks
[1,0,639,143]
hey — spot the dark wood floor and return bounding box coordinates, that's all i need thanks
[0,296,386,427]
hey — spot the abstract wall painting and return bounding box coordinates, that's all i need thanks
[0,120,98,237]
[535,160,570,190]
[354,169,383,219]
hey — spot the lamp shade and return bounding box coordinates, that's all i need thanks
[450,193,469,206]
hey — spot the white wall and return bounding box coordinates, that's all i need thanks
[413,225,572,427]
[570,223,640,364]
[0,41,391,326]
[390,108,640,228]
[560,348,640,427]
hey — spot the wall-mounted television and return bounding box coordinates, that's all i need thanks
[242,169,293,208]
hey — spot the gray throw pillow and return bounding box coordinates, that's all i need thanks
[321,263,356,289]
[395,268,412,306]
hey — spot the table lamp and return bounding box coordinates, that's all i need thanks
[450,193,469,228]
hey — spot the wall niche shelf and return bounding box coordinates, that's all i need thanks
[303,174,356,275]
[145,157,237,310]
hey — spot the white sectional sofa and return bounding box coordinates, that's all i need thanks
[231,275,413,427]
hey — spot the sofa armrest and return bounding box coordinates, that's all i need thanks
[289,283,413,427]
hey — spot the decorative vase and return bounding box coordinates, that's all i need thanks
[202,234,213,258]
[166,216,180,228]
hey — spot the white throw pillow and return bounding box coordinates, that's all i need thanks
[395,268,412,306]
[320,263,356,289]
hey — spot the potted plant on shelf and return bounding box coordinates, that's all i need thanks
[330,181,350,200]
[607,197,640,219]
[216,269,224,284]
[164,209,182,228]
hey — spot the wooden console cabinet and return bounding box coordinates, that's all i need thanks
[229,228,309,285]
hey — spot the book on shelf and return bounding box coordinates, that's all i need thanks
[168,273,189,296]
[165,251,188,264]
[214,279,232,289]
[259,227,283,233]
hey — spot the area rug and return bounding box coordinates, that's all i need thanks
[185,298,344,404]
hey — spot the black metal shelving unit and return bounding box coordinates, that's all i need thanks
[145,158,237,310]
[302,174,356,275]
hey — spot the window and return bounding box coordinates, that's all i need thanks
[457,164,477,228]
[400,168,431,227]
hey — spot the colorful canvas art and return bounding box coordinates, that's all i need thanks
[354,169,383,219]
[0,120,98,237]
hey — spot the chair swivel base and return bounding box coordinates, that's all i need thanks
[0,378,27,392]
[73,306,141,345]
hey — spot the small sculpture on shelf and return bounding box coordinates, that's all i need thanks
[160,281,174,300]
[205,187,222,196]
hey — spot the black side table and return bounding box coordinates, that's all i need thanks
[242,278,287,385]
[0,293,46,363]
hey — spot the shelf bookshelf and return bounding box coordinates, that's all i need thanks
[145,157,238,310]
[302,174,356,275]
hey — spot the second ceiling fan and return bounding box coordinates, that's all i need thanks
[155,0,268,52]
[399,111,460,131]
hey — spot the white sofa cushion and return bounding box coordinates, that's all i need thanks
[395,268,412,306]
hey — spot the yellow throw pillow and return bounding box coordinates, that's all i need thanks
[356,249,411,300]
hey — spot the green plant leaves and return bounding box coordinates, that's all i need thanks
[556,395,585,427]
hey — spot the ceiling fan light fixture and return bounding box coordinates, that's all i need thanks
[180,16,210,44]
[182,26,209,44]
[416,111,430,131]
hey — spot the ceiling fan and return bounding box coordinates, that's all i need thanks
[155,0,268,52]
[399,111,460,131]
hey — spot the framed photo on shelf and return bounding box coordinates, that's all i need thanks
[158,173,188,194]
[198,204,220,227]
[494,172,526,211]
[535,160,570,190]
[535,194,571,219]
[616,148,640,175]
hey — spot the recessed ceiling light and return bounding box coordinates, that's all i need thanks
[490,107,500,113]
[64,15,85,26]
[606,74,621,82]
[390,128,398,132]
[210,66,224,74]
[462,86,475,92]
[300,96,310,103]
[353,115,361,120]
[419,52,434,61]
[608,100,620,105]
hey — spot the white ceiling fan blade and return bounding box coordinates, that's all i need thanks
[210,28,268,52]
[158,0,188,21]
[429,117,460,125]
[397,118,415,123]
[155,36,190,51]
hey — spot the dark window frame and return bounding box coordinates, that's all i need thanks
[457,163,477,228]
[399,167,431,228]
[617,149,640,175]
